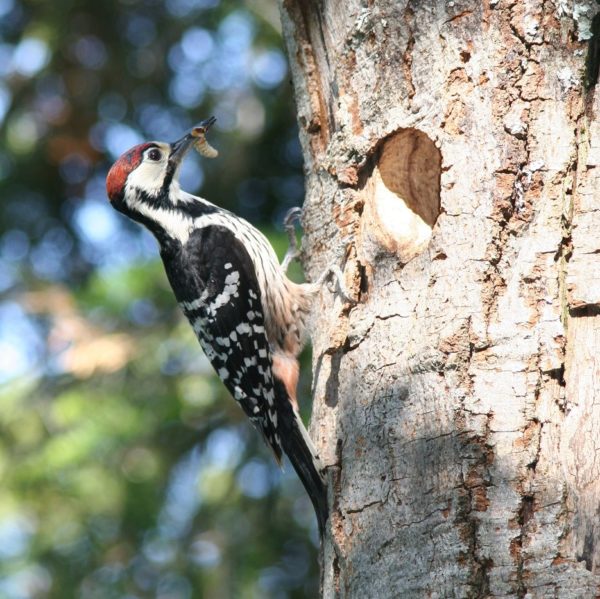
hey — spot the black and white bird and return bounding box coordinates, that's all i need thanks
[106,118,341,535]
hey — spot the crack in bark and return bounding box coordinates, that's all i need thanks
[395,506,450,529]
[402,6,416,99]
[283,0,331,154]
[454,410,494,597]
[444,9,474,25]
[556,146,575,331]
[513,495,535,597]
[345,499,382,514]
[329,438,345,597]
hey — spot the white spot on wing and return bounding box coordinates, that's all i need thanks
[181,291,209,312]
[208,271,240,314]
[236,322,251,334]
[225,271,240,285]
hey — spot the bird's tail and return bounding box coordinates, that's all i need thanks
[277,397,328,538]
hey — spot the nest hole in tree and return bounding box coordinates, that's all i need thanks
[363,128,441,264]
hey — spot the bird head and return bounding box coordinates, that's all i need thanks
[106,116,216,217]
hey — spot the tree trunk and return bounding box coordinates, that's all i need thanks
[279,1,600,596]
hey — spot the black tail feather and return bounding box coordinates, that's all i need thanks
[277,401,328,538]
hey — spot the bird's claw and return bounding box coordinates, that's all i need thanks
[281,207,303,273]
[317,264,356,305]
[283,206,302,228]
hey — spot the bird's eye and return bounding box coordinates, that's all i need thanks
[147,149,161,161]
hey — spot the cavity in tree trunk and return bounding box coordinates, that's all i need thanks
[279,1,600,596]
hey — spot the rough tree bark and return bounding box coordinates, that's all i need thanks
[279,1,600,597]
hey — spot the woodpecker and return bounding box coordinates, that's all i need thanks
[106,118,335,535]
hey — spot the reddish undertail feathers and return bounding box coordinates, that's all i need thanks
[104,123,329,537]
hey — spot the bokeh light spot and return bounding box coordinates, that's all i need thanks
[236,95,265,138]
[6,113,39,154]
[0,302,42,382]
[205,428,244,470]
[0,0,15,19]
[73,36,107,69]
[125,15,157,47]
[1,229,29,261]
[104,123,144,158]
[166,0,219,18]
[251,49,287,89]
[180,27,213,63]
[237,459,272,498]
[73,199,120,244]
[189,537,221,569]
[12,38,50,76]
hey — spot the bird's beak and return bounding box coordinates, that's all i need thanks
[169,133,195,167]
[169,117,217,166]
[194,116,217,134]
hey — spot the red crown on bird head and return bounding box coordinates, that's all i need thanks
[106,143,154,202]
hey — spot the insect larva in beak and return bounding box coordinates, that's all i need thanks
[191,127,219,159]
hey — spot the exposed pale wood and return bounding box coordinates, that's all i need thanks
[279,1,600,596]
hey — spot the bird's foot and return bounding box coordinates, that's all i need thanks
[315,263,355,304]
[281,207,302,273]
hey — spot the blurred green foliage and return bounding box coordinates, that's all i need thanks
[0,0,319,597]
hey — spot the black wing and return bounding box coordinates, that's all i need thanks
[179,225,283,459]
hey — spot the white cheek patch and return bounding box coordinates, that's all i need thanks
[126,160,166,197]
